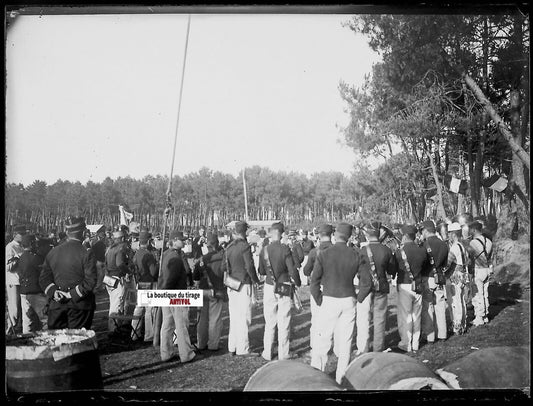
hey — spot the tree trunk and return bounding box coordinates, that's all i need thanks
[467,132,478,217]
[426,143,447,219]
[462,74,530,169]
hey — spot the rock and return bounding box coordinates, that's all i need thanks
[436,346,529,389]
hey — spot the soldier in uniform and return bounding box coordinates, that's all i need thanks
[457,214,474,310]
[130,230,159,342]
[310,222,366,385]
[158,230,198,363]
[5,224,26,334]
[392,224,429,353]
[193,233,226,351]
[192,226,208,260]
[153,231,193,347]
[104,229,132,333]
[253,229,267,272]
[221,221,260,357]
[82,229,92,250]
[468,221,493,326]
[90,227,107,292]
[356,221,398,354]
[39,217,97,329]
[18,234,48,333]
[289,231,305,270]
[420,220,449,343]
[303,223,333,350]
[297,230,314,285]
[258,222,301,361]
[446,222,469,335]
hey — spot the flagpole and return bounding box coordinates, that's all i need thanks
[242,167,249,222]
[160,13,192,274]
[154,14,192,348]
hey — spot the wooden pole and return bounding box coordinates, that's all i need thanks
[242,167,249,221]
[154,15,192,347]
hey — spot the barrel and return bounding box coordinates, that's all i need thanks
[244,360,343,391]
[435,346,530,389]
[344,352,449,390]
[6,329,103,393]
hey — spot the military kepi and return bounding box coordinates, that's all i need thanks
[420,220,436,233]
[207,233,219,247]
[65,216,86,233]
[318,223,334,235]
[13,224,27,235]
[401,224,418,236]
[235,221,249,235]
[21,234,35,246]
[271,222,285,233]
[336,222,353,239]
[170,230,187,241]
[139,231,150,244]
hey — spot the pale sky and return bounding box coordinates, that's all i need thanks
[6,13,381,186]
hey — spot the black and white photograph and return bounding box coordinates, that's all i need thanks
[4,3,530,401]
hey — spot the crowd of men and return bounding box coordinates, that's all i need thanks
[5,212,494,385]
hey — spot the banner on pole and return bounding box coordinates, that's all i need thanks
[444,175,468,195]
[119,205,133,226]
[482,174,508,193]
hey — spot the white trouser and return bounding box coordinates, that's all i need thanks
[311,295,356,385]
[299,256,309,285]
[433,287,447,340]
[420,281,447,341]
[446,279,466,333]
[356,291,388,353]
[397,284,422,352]
[310,293,319,349]
[131,305,157,341]
[309,286,334,352]
[106,281,125,331]
[6,283,21,331]
[160,306,195,362]
[421,277,436,342]
[472,267,490,320]
[262,283,292,360]
[227,284,253,355]
[197,295,224,350]
[20,293,48,334]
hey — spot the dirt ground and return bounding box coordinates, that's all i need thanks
[96,280,530,393]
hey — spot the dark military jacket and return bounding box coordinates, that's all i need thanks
[301,238,315,255]
[357,241,398,302]
[39,239,97,310]
[18,250,44,295]
[105,241,130,278]
[192,236,206,259]
[303,241,333,277]
[310,242,366,305]
[258,241,301,287]
[158,248,188,290]
[221,237,259,285]
[133,247,158,283]
[423,235,449,277]
[193,248,225,291]
[393,241,429,284]
[291,242,305,267]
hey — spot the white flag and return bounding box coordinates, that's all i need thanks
[488,177,508,192]
[449,177,462,194]
[119,205,133,226]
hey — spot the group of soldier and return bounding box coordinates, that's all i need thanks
[5,212,494,385]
